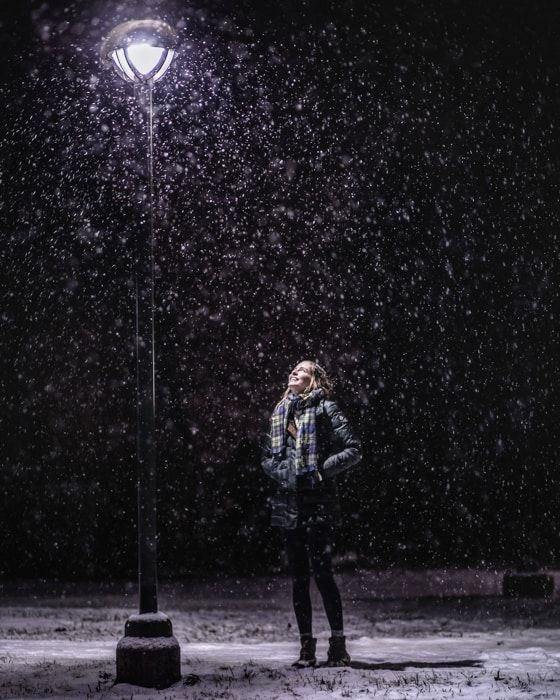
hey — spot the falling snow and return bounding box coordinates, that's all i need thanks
[1,0,559,593]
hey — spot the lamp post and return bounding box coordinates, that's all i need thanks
[100,20,181,689]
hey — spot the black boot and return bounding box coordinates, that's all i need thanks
[292,636,317,668]
[326,636,351,666]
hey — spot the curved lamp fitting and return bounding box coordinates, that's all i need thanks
[100,19,178,84]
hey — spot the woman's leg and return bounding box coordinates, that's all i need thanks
[284,527,312,636]
[308,524,350,665]
[308,524,343,633]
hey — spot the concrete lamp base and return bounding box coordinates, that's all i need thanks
[502,571,554,599]
[116,612,181,689]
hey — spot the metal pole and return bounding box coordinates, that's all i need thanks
[111,32,181,686]
[135,81,158,614]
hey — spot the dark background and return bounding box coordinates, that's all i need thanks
[1,0,559,580]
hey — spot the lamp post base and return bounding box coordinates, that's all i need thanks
[116,612,181,689]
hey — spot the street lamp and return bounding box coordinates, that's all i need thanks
[103,20,176,84]
[100,19,181,689]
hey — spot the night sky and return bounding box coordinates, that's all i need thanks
[1,0,560,579]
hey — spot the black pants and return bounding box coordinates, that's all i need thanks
[284,524,343,636]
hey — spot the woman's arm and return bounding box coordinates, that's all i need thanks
[261,433,296,491]
[320,401,362,479]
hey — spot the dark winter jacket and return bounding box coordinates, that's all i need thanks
[261,399,362,529]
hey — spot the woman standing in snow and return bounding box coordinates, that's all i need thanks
[261,361,362,667]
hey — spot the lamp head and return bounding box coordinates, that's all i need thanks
[100,19,178,84]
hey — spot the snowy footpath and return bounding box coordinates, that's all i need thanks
[1,570,560,699]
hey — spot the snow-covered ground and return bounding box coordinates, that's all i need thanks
[2,570,560,699]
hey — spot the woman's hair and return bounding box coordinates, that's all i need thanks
[281,360,334,400]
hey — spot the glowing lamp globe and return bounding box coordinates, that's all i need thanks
[100,20,178,84]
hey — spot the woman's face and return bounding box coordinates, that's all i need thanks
[287,362,314,394]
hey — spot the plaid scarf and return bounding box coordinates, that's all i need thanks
[270,388,325,475]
